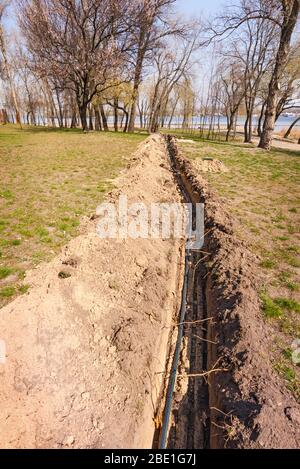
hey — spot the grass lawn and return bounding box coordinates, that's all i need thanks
[176,133,300,401]
[0,125,145,307]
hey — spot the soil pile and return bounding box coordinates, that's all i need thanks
[193,158,228,173]
[168,136,300,449]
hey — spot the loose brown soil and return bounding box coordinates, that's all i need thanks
[193,158,228,173]
[168,136,300,448]
[0,134,300,449]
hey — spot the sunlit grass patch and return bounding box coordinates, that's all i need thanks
[0,286,16,298]
[261,293,283,318]
[274,360,300,402]
[0,266,14,280]
[274,297,300,314]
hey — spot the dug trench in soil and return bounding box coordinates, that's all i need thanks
[156,137,211,449]
[163,135,300,449]
[1,134,300,449]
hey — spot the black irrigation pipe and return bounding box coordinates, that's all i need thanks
[159,135,194,449]
[159,247,191,449]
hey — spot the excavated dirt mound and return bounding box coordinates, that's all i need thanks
[169,136,300,449]
[0,135,184,449]
[193,158,228,173]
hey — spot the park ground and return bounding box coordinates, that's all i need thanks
[0,124,300,403]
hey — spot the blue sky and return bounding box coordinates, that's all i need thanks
[4,1,225,29]
[176,0,225,17]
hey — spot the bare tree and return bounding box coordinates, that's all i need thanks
[274,40,300,120]
[19,0,132,131]
[240,17,276,142]
[127,0,187,133]
[148,36,197,132]
[219,61,245,141]
[0,1,22,127]
[258,0,299,149]
[208,0,300,150]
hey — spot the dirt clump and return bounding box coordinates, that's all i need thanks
[193,158,228,173]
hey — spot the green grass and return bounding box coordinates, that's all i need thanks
[0,124,146,307]
[261,293,283,318]
[260,259,276,269]
[19,284,30,294]
[274,297,300,313]
[0,286,16,298]
[278,271,299,291]
[274,360,300,402]
[0,266,14,280]
[0,189,14,200]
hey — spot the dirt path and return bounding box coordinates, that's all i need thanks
[252,136,299,152]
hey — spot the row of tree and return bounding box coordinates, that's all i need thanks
[1,0,198,132]
[0,0,299,149]
[211,0,300,145]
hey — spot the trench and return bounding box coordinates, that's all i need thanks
[155,135,214,449]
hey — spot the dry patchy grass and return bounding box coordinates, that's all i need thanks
[278,128,300,140]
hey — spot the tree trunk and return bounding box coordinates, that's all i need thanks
[43,80,56,127]
[123,111,129,133]
[55,88,64,128]
[100,104,108,131]
[248,107,253,143]
[226,113,235,142]
[150,105,160,133]
[259,1,299,150]
[25,83,36,126]
[70,113,77,128]
[94,105,102,131]
[113,98,118,132]
[257,101,266,137]
[2,108,8,124]
[0,25,22,128]
[244,114,250,142]
[128,70,140,132]
[128,30,146,133]
[79,104,88,131]
[138,101,145,129]
[139,109,143,129]
[284,116,300,139]
[89,106,94,131]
